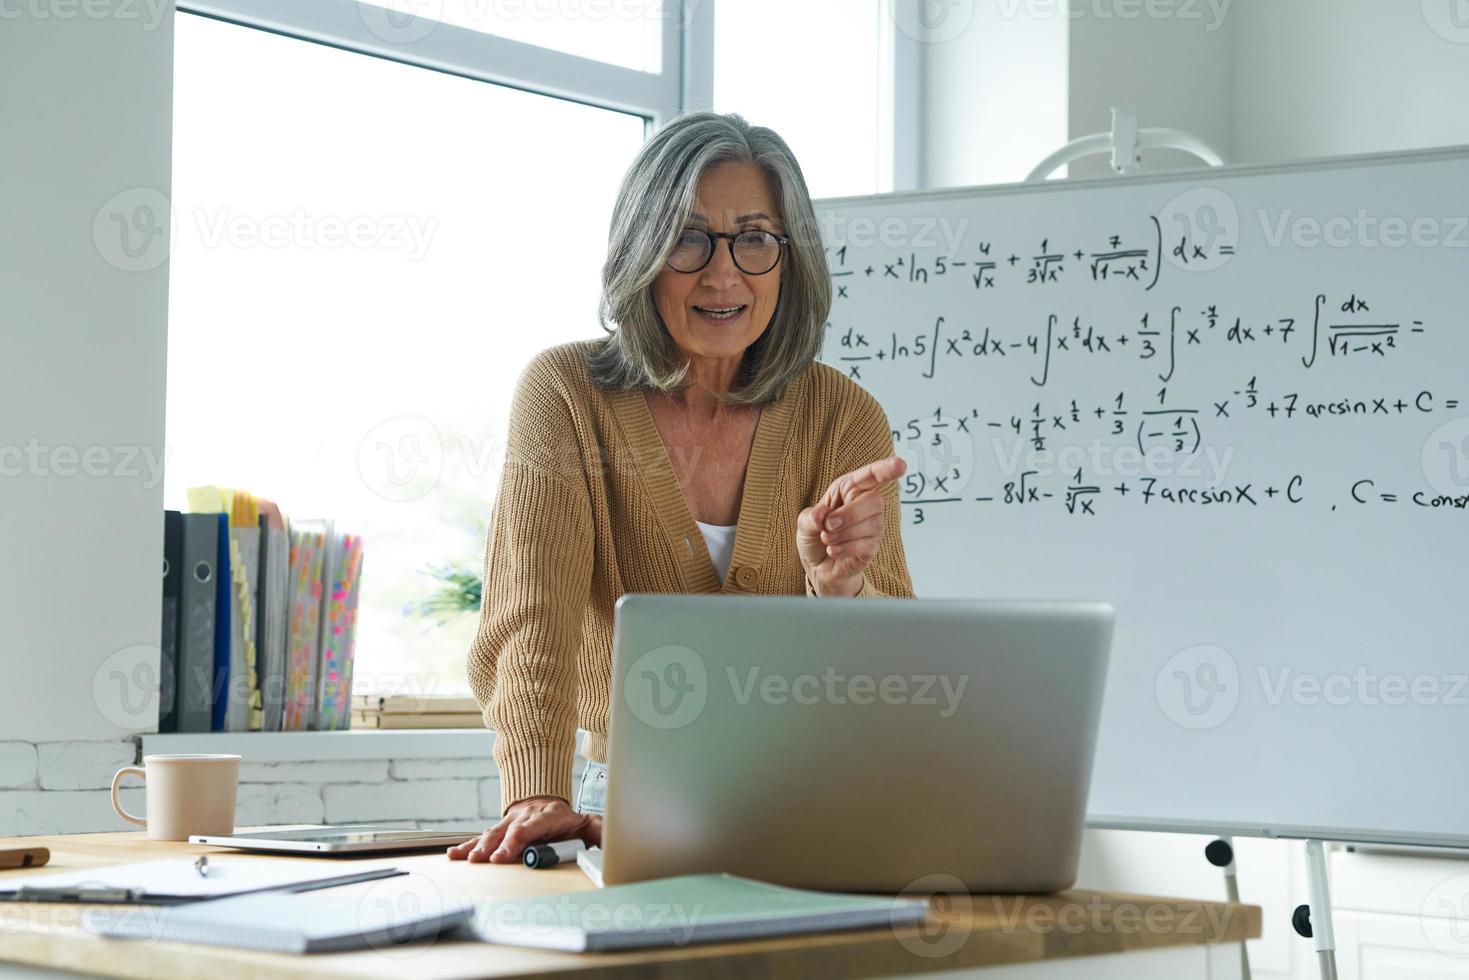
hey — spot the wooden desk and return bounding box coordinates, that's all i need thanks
[0,833,1259,979]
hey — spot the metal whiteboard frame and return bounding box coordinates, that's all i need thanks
[815,141,1469,851]
[818,142,1469,212]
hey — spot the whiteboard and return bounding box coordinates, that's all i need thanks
[813,146,1469,848]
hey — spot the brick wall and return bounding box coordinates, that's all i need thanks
[0,738,575,837]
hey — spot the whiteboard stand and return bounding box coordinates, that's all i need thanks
[1025,106,1227,181]
[1205,838,1252,980]
[1291,840,1339,980]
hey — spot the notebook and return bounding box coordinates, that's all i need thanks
[85,871,929,955]
[87,888,471,953]
[187,487,247,732]
[315,530,363,730]
[471,873,930,952]
[255,499,291,732]
[284,521,329,730]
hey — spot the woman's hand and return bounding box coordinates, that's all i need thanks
[797,455,906,597]
[446,796,602,864]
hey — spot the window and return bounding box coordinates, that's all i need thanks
[166,13,645,695]
[714,0,890,198]
[164,0,901,700]
[356,0,665,72]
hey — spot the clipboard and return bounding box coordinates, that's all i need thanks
[0,857,403,905]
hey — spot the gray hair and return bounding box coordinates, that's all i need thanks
[586,111,830,406]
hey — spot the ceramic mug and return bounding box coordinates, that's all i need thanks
[110,753,241,841]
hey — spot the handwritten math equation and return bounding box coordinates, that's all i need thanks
[826,293,1423,387]
[827,218,1230,297]
[817,220,1465,526]
[883,389,1465,523]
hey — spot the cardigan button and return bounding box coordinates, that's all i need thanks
[734,565,759,589]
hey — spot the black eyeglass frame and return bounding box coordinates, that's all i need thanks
[665,228,791,276]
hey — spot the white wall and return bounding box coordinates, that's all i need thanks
[0,2,173,742]
[1230,0,1469,163]
[1066,1,1234,177]
[922,0,1469,186]
[920,0,1069,187]
[0,738,516,837]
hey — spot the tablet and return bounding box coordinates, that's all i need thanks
[190,826,479,854]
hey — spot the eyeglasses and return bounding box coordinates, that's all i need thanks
[666,227,790,276]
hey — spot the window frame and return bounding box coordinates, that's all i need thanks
[880,0,921,192]
[177,0,918,184]
[179,0,713,132]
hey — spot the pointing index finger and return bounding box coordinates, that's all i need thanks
[837,455,907,501]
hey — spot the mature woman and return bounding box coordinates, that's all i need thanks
[449,111,915,865]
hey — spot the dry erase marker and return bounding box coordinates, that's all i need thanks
[524,840,585,869]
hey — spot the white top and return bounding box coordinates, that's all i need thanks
[694,520,737,583]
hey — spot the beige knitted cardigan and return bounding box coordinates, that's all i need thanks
[468,340,915,808]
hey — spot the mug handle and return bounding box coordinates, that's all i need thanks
[110,766,147,827]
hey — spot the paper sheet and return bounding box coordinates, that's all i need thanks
[0,857,382,900]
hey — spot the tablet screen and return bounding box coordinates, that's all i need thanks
[222,828,469,845]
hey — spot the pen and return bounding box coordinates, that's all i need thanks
[524,839,586,869]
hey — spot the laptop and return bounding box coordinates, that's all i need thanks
[189,826,476,854]
[602,595,1114,893]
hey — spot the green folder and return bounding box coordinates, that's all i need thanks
[473,873,930,952]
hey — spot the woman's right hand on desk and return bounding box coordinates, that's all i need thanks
[446,796,602,864]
